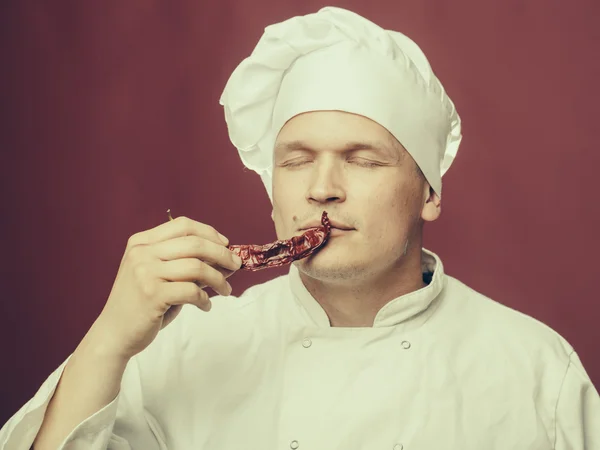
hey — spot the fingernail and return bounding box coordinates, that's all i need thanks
[233,254,243,267]
[218,233,229,245]
[226,282,233,296]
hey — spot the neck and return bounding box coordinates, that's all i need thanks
[298,247,426,327]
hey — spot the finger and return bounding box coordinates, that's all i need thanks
[159,282,212,311]
[152,235,242,272]
[158,258,232,296]
[215,266,236,280]
[128,215,229,247]
[203,261,236,279]
[205,264,236,285]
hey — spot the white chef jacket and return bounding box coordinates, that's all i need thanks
[1,249,599,450]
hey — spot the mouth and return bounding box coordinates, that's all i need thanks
[298,224,354,240]
[300,221,354,232]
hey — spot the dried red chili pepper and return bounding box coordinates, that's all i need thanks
[228,211,331,271]
[166,209,331,271]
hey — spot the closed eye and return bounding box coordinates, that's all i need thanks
[281,159,313,168]
[348,159,382,168]
[279,158,382,168]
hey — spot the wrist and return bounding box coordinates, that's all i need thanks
[78,319,133,366]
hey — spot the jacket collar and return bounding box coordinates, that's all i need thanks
[288,248,446,329]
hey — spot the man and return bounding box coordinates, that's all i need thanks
[1,6,598,450]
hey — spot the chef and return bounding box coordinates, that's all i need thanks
[2,6,599,450]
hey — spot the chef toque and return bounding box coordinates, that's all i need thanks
[219,6,462,201]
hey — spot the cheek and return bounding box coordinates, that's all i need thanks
[272,182,292,216]
[361,182,420,237]
[354,178,401,211]
[272,172,301,236]
[273,170,302,197]
[272,170,310,212]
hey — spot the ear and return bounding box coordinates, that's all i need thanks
[421,185,441,222]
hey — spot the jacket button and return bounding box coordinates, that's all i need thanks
[290,440,299,449]
[302,338,312,348]
[393,444,404,450]
[401,341,411,349]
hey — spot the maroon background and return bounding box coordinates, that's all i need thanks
[1,0,599,425]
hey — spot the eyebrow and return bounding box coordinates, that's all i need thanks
[274,140,396,157]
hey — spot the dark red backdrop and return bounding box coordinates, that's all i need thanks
[1,0,599,425]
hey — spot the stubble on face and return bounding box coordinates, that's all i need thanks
[271,111,428,285]
[293,169,425,285]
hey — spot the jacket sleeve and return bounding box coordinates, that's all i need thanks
[0,353,165,450]
[0,299,236,450]
[554,351,600,449]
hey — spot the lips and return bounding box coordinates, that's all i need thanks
[300,220,353,231]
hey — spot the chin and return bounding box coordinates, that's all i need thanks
[295,251,368,282]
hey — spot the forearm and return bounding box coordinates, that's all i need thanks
[32,322,129,450]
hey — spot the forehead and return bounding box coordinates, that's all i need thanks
[274,111,403,156]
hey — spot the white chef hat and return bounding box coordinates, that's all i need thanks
[219,6,462,201]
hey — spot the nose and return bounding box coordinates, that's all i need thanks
[305,159,346,204]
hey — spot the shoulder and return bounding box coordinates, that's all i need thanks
[440,274,574,361]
